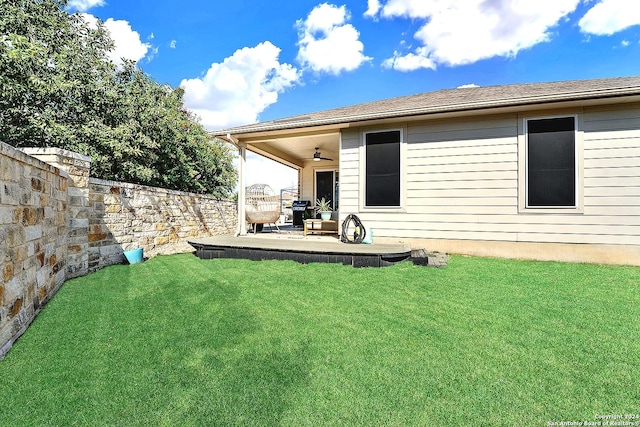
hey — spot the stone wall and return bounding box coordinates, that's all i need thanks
[87,178,236,271]
[22,148,92,279]
[1,144,237,357]
[0,143,69,355]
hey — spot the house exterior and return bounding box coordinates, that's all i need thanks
[215,76,640,265]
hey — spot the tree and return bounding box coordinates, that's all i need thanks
[0,0,236,197]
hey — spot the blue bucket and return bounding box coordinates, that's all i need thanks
[123,248,144,264]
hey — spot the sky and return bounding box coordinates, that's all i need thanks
[68,0,640,193]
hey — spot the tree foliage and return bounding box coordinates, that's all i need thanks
[0,0,236,197]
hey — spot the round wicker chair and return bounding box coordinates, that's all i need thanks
[245,184,280,232]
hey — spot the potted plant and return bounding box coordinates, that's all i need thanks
[315,197,332,220]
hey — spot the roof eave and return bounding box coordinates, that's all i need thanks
[210,86,640,138]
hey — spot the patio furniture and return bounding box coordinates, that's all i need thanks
[245,184,280,232]
[304,219,338,237]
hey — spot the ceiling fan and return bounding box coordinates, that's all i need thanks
[311,147,333,162]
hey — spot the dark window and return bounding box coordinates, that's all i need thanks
[527,117,576,207]
[366,130,401,207]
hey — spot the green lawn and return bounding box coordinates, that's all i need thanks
[1,254,639,426]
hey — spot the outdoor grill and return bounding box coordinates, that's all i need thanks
[291,200,311,227]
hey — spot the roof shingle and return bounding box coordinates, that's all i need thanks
[214,76,640,136]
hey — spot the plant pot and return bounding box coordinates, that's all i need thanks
[320,211,332,220]
[123,248,143,264]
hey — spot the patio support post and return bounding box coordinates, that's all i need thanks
[235,137,247,236]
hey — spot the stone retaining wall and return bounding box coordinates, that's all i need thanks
[87,178,236,271]
[22,148,92,279]
[1,143,237,357]
[0,143,69,355]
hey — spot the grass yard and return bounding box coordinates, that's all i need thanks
[1,254,639,426]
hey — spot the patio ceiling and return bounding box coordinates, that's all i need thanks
[237,127,342,169]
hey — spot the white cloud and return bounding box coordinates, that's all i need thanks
[81,14,151,66]
[364,0,381,18]
[377,0,434,18]
[457,83,480,89]
[382,47,436,71]
[180,42,301,130]
[579,0,640,36]
[103,18,151,65]
[170,40,177,49]
[372,0,580,71]
[296,3,372,75]
[67,0,105,12]
[146,46,159,63]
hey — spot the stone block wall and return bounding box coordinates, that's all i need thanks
[1,144,238,357]
[22,148,91,279]
[0,143,68,355]
[87,179,236,271]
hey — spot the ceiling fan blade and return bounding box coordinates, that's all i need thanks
[312,147,333,161]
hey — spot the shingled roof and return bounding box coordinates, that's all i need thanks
[214,76,640,136]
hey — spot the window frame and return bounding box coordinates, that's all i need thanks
[518,113,583,214]
[360,128,406,211]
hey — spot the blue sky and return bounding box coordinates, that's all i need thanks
[69,0,640,191]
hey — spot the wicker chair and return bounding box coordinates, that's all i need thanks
[245,184,280,232]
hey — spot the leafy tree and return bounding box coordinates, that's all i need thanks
[0,0,236,197]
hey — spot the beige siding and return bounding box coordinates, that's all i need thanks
[339,130,361,217]
[340,105,640,250]
[581,104,640,242]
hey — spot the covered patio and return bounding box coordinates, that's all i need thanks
[217,123,343,236]
[207,117,441,267]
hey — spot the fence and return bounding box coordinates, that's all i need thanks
[0,143,237,357]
